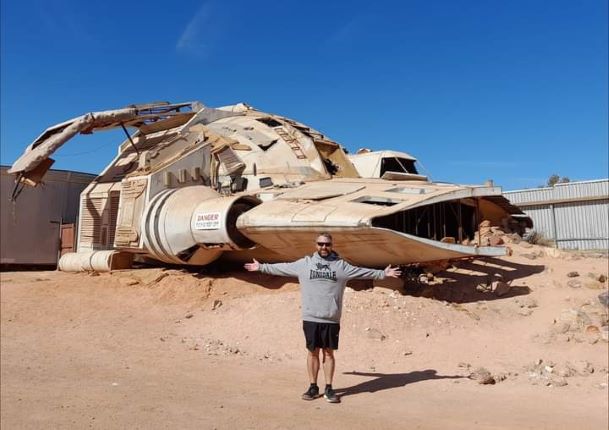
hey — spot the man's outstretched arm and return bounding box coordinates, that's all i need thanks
[244,258,304,277]
[342,261,402,280]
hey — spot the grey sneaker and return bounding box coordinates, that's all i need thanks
[302,385,320,400]
[324,386,340,403]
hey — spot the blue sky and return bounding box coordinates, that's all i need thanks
[1,0,607,190]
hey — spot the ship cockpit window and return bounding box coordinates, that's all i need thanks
[256,117,282,128]
[380,157,418,175]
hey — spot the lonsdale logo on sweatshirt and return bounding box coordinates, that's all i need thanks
[309,262,337,281]
[259,251,385,323]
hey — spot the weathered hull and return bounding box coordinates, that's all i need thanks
[8,101,528,272]
[234,179,514,266]
[234,226,505,267]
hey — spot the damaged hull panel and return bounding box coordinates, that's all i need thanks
[8,102,201,182]
[239,226,506,267]
[236,180,512,266]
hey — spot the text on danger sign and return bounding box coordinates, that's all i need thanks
[194,212,221,230]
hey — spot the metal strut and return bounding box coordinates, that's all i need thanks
[10,173,26,202]
[120,123,140,156]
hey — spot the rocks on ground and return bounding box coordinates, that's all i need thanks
[364,327,387,341]
[468,367,496,385]
[539,304,608,344]
[524,359,598,387]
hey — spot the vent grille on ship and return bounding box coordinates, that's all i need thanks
[78,192,120,250]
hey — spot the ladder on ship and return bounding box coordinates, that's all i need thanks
[275,127,307,159]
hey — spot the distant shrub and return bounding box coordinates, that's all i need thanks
[524,230,555,247]
[545,174,571,187]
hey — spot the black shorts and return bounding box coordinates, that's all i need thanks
[302,321,340,352]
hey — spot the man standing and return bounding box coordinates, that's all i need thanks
[244,232,401,403]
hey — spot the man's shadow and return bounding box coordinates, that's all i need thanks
[336,370,464,398]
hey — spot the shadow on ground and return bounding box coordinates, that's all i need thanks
[410,257,544,303]
[336,370,465,398]
[156,257,545,303]
[345,257,544,303]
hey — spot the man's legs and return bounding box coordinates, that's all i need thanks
[302,348,321,400]
[301,322,340,402]
[306,348,320,384]
[321,348,339,402]
[321,348,335,385]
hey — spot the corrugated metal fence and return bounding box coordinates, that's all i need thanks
[505,179,609,250]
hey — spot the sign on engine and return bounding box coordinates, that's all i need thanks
[194,212,221,230]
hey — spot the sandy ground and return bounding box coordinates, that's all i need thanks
[1,242,608,429]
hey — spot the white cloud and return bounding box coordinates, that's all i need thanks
[176,2,217,58]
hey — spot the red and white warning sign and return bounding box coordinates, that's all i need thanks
[194,212,221,230]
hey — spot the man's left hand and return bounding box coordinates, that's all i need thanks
[384,265,402,278]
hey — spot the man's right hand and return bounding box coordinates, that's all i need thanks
[244,259,260,272]
[384,265,402,278]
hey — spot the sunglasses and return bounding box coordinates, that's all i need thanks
[316,242,333,247]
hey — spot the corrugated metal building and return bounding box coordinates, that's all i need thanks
[505,179,609,250]
[1,166,96,266]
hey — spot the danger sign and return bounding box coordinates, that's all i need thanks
[194,212,221,230]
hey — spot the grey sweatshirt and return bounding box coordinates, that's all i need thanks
[260,252,385,324]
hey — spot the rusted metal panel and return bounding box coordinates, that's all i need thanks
[60,224,76,256]
[1,166,95,265]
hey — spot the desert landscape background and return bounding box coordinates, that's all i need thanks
[1,240,608,429]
